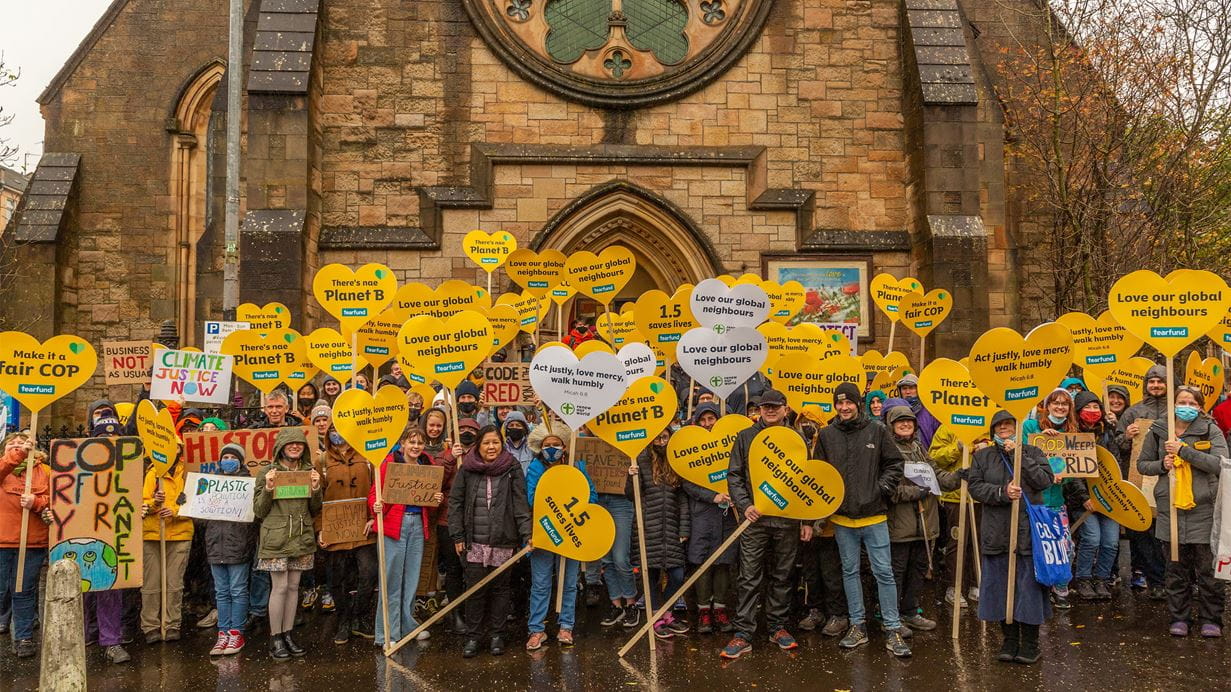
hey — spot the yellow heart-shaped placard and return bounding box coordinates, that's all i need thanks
[550,281,577,307]
[331,385,410,465]
[496,292,545,334]
[596,312,640,347]
[770,353,863,421]
[305,327,355,378]
[862,350,915,394]
[899,289,952,338]
[666,415,754,494]
[392,280,490,321]
[1108,270,1230,357]
[532,465,616,562]
[313,263,398,334]
[917,358,1000,445]
[396,311,492,390]
[136,399,180,477]
[564,246,636,304]
[870,274,923,322]
[1208,307,1231,353]
[505,248,566,298]
[968,323,1073,419]
[0,332,98,413]
[1184,351,1222,411]
[574,340,616,358]
[633,287,697,364]
[463,230,517,272]
[1086,445,1151,531]
[762,280,806,325]
[1055,310,1142,375]
[1086,356,1155,407]
[483,304,523,353]
[220,328,308,394]
[748,426,844,520]
[589,376,678,458]
[757,323,829,376]
[236,302,291,334]
[354,307,400,369]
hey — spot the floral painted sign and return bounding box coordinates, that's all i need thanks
[765,258,870,338]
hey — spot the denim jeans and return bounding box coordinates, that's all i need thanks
[834,521,901,630]
[528,549,579,633]
[0,547,45,640]
[377,511,425,646]
[209,563,250,632]
[599,495,637,601]
[1075,512,1120,579]
[647,566,684,613]
[249,556,270,616]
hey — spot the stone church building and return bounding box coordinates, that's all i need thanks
[3,0,1057,415]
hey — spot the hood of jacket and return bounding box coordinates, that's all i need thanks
[273,426,310,468]
[1143,364,1168,402]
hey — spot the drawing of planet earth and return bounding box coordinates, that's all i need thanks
[51,538,119,591]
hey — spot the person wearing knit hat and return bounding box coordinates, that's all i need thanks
[199,417,229,432]
[682,402,739,634]
[455,381,482,419]
[895,374,940,450]
[310,401,332,445]
[202,442,255,656]
[814,379,910,657]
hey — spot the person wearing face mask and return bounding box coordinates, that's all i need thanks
[318,427,377,644]
[1116,364,1169,600]
[1060,377,1087,398]
[406,392,424,427]
[895,374,940,450]
[796,412,850,637]
[1069,391,1119,602]
[1020,387,1078,609]
[456,381,483,421]
[627,427,691,640]
[680,403,738,635]
[457,418,481,453]
[967,410,1054,665]
[201,444,256,656]
[502,411,534,474]
[1138,386,1228,638]
[420,407,467,634]
[524,423,593,650]
[140,454,194,645]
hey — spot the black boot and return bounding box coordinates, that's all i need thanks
[447,610,467,635]
[490,635,506,655]
[1013,624,1041,664]
[283,631,306,657]
[270,634,291,661]
[462,639,480,658]
[997,622,1020,662]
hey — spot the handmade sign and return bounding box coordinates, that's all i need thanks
[634,287,698,364]
[574,436,628,495]
[1107,270,1229,357]
[313,263,398,334]
[236,302,291,334]
[505,248,567,298]
[305,328,355,377]
[1086,445,1151,531]
[136,400,180,477]
[48,436,144,590]
[898,289,952,338]
[666,415,754,494]
[0,332,98,412]
[870,274,923,321]
[463,230,516,271]
[182,426,317,474]
[102,341,152,386]
[179,472,256,522]
[529,346,628,429]
[531,465,616,562]
[916,358,999,445]
[1127,418,1156,498]
[1086,356,1155,407]
[746,427,844,520]
[676,326,767,398]
[480,361,535,406]
[354,311,400,369]
[1184,351,1222,412]
[273,471,312,500]
[1055,311,1142,374]
[320,498,370,546]
[862,350,914,394]
[564,247,636,303]
[589,377,677,458]
[497,291,545,333]
[1029,432,1098,479]
[596,312,640,346]
[618,342,657,382]
[393,280,490,320]
[757,322,828,375]
[968,323,1074,418]
[203,320,249,353]
[483,304,523,352]
[397,311,493,390]
[762,280,806,324]
[769,353,863,421]
[905,462,941,495]
[690,278,770,331]
[383,463,445,506]
[332,386,410,464]
[149,348,233,404]
[220,328,307,394]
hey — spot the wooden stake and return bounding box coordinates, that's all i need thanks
[449,387,462,446]
[1005,437,1023,624]
[686,378,696,421]
[555,426,580,613]
[888,321,896,353]
[919,334,926,369]
[1067,511,1092,535]
[158,477,168,641]
[1166,360,1179,562]
[385,544,532,656]
[919,501,933,574]
[14,411,38,593]
[951,443,970,640]
[351,332,359,390]
[968,492,982,585]
[375,464,392,653]
[618,519,751,657]
[628,456,657,652]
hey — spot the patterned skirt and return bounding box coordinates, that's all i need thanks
[256,553,315,573]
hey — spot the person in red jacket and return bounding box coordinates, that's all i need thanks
[0,432,50,658]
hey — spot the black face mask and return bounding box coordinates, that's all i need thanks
[459,432,477,446]
[407,407,422,422]
[506,427,526,443]
[458,401,478,415]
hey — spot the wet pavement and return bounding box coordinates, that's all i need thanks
[5,585,1229,691]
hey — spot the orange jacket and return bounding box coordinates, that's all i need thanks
[0,447,51,549]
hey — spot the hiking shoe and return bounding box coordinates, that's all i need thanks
[319,592,336,612]
[902,614,936,631]
[462,639,480,658]
[223,631,245,655]
[622,606,642,629]
[770,628,798,650]
[1149,586,1167,601]
[164,628,181,642]
[525,632,548,651]
[351,619,375,639]
[1094,580,1113,601]
[885,631,912,657]
[1075,579,1098,601]
[1051,592,1071,610]
[197,608,218,629]
[300,587,318,611]
[967,587,979,602]
[1130,571,1147,590]
[715,606,734,632]
[838,623,869,649]
[558,629,575,646]
[210,631,229,656]
[798,607,823,631]
[945,587,968,608]
[653,617,675,639]
[104,645,131,664]
[1170,621,1189,637]
[1201,624,1222,638]
[144,631,162,645]
[14,639,36,658]
[667,616,691,635]
[601,606,626,627]
[884,623,912,638]
[697,608,714,634]
[720,635,752,659]
[821,616,849,637]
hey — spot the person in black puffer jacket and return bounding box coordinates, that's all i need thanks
[201,443,256,656]
[627,428,691,640]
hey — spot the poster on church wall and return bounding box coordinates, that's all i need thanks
[764,256,870,338]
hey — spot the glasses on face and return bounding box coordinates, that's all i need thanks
[759,403,783,411]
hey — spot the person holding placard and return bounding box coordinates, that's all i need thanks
[319,427,378,644]
[680,403,738,635]
[1137,386,1228,638]
[626,429,692,640]
[1070,391,1120,602]
[296,383,320,421]
[201,444,256,656]
[253,428,323,660]
[140,457,193,643]
[79,417,134,664]
[423,406,468,634]
[1021,388,1079,609]
[582,425,642,631]
[449,425,532,658]
[0,432,49,659]
[865,390,887,419]
[1116,365,1169,600]
[797,415,850,637]
[929,424,987,609]
[456,381,482,421]
[895,374,940,450]
[371,427,443,647]
[322,376,343,405]
[967,411,1054,665]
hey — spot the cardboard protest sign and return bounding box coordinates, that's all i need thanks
[589,377,677,458]
[236,302,290,335]
[136,400,179,477]
[529,346,628,429]
[383,463,445,506]
[179,472,256,522]
[690,278,770,331]
[0,332,98,413]
[204,320,249,353]
[305,327,355,378]
[505,248,567,298]
[666,415,754,494]
[1107,270,1229,357]
[1184,351,1222,411]
[676,326,767,398]
[1127,418,1156,501]
[968,323,1073,419]
[573,436,628,495]
[1087,445,1151,531]
[1029,432,1098,479]
[273,471,312,499]
[634,286,697,364]
[762,279,805,324]
[313,263,398,334]
[618,342,657,382]
[564,247,636,304]
[916,358,999,445]
[1055,311,1142,375]
[747,426,844,520]
[397,311,492,390]
[463,230,516,272]
[182,426,317,474]
[769,353,863,422]
[392,280,490,320]
[532,465,616,562]
[149,348,233,404]
[48,436,144,591]
[220,328,307,394]
[870,274,923,321]
[862,349,914,394]
[321,499,371,546]
[102,341,152,386]
[332,386,410,464]
[898,289,952,338]
[480,361,535,406]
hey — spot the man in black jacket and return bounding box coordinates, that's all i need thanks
[815,382,910,657]
[719,389,813,659]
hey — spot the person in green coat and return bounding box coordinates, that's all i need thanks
[253,427,323,660]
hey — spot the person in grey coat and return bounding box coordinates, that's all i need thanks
[627,429,691,639]
[1116,363,1169,598]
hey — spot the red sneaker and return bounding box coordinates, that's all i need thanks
[223,630,245,655]
[209,631,228,656]
[714,606,734,632]
[698,609,714,634]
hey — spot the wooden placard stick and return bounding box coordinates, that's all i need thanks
[1166,360,1179,562]
[951,442,969,640]
[14,411,38,593]
[554,425,581,613]
[1005,436,1023,624]
[968,492,981,584]
[158,476,168,641]
[449,387,462,450]
[888,320,896,354]
[629,455,656,652]
[375,463,392,653]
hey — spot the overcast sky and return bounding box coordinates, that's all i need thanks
[1,1,112,172]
